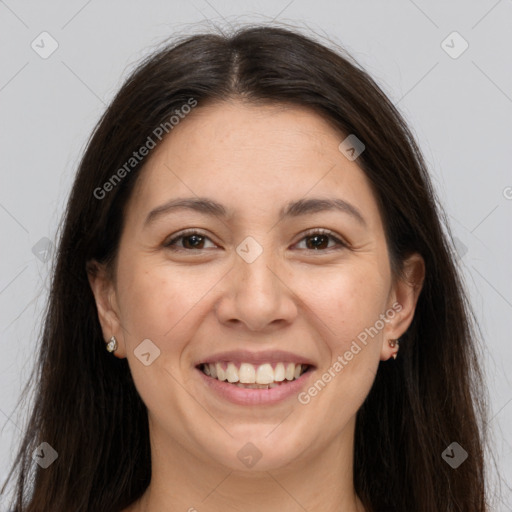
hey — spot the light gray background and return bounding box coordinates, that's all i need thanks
[1,0,511,509]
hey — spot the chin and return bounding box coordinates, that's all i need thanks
[196,427,310,472]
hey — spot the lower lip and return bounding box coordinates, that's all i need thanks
[196,367,314,405]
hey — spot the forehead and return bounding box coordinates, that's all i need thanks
[126,100,382,229]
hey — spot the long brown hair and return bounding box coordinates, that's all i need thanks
[2,25,490,511]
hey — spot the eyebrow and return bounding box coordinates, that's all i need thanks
[144,196,367,227]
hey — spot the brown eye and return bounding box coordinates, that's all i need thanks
[180,234,206,249]
[306,234,331,250]
[295,229,346,251]
[164,230,216,251]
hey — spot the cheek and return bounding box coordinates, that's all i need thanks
[115,256,225,348]
[343,278,388,338]
[115,257,190,342]
[299,263,389,346]
[300,268,387,425]
[117,271,169,338]
[114,259,202,412]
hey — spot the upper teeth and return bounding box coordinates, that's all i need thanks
[202,362,306,384]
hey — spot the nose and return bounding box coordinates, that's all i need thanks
[214,244,298,332]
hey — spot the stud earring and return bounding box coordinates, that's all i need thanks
[106,336,118,353]
[388,339,399,360]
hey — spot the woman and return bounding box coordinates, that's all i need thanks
[2,25,489,511]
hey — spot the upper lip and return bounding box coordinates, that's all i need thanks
[195,350,316,367]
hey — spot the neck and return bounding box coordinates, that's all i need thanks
[130,416,365,512]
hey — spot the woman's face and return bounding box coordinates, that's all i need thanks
[91,100,423,472]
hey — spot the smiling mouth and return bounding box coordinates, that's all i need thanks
[197,361,312,389]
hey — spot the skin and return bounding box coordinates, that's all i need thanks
[89,100,425,512]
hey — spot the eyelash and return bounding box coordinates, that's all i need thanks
[164,228,347,253]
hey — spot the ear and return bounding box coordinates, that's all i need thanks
[380,252,425,361]
[86,260,126,358]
